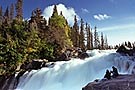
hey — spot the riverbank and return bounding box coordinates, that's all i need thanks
[82,74,135,90]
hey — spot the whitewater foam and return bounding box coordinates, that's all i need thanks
[16,50,135,90]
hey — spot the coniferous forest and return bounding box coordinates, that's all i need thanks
[0,0,109,75]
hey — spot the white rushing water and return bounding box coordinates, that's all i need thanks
[16,50,135,90]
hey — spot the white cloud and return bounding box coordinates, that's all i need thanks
[42,4,80,25]
[98,24,135,32]
[81,8,89,13]
[93,14,111,21]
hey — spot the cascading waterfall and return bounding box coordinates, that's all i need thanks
[16,50,135,90]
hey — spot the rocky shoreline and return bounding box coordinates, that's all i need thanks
[82,74,135,90]
[82,45,135,90]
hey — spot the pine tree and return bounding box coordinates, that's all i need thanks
[72,15,79,47]
[47,5,72,57]
[34,8,42,18]
[0,6,2,26]
[3,7,10,26]
[104,35,108,49]
[4,7,9,18]
[86,23,93,50]
[29,8,47,39]
[60,11,63,16]
[79,18,85,50]
[52,5,58,17]
[94,26,100,49]
[90,28,93,49]
[86,23,91,50]
[101,32,104,49]
[15,0,23,20]
[0,6,2,17]
[10,3,14,20]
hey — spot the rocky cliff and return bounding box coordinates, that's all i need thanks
[82,74,135,90]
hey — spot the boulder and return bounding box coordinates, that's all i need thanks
[20,59,48,70]
[116,45,133,56]
[0,74,16,90]
[78,52,89,59]
[82,74,135,90]
[45,62,55,68]
[57,49,73,61]
[58,53,69,61]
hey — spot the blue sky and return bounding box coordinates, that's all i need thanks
[0,0,135,46]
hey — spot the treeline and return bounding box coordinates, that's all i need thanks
[71,16,109,50]
[0,0,73,75]
[0,0,109,75]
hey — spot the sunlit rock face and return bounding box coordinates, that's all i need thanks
[15,50,135,90]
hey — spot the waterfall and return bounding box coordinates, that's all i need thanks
[16,50,135,90]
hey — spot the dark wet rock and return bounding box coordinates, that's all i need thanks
[20,59,48,70]
[45,62,55,68]
[58,53,70,61]
[0,70,27,90]
[0,74,17,90]
[57,49,73,61]
[116,45,134,56]
[78,52,89,59]
[82,74,135,90]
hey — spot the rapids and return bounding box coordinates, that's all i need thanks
[16,50,135,90]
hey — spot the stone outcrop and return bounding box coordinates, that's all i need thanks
[116,45,135,56]
[78,52,89,59]
[20,59,48,70]
[57,48,89,60]
[82,74,135,90]
[0,74,18,90]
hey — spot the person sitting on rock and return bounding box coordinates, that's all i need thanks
[111,66,119,78]
[104,69,111,80]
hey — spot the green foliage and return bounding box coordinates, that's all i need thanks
[0,4,74,75]
[0,33,23,74]
[71,15,79,47]
[0,18,55,75]
[49,15,66,28]
[38,41,55,60]
[48,7,72,56]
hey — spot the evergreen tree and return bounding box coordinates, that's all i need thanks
[15,0,23,20]
[4,7,9,18]
[86,24,93,50]
[48,5,72,57]
[3,7,10,27]
[90,28,93,49]
[10,3,14,20]
[94,26,100,49]
[52,5,58,17]
[0,6,2,26]
[60,11,63,16]
[79,18,85,50]
[86,23,91,50]
[0,6,2,17]
[32,8,47,30]
[72,15,79,47]
[104,35,108,49]
[101,32,104,49]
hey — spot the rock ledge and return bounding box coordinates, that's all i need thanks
[82,74,135,90]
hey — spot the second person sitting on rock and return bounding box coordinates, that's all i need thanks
[111,66,119,78]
